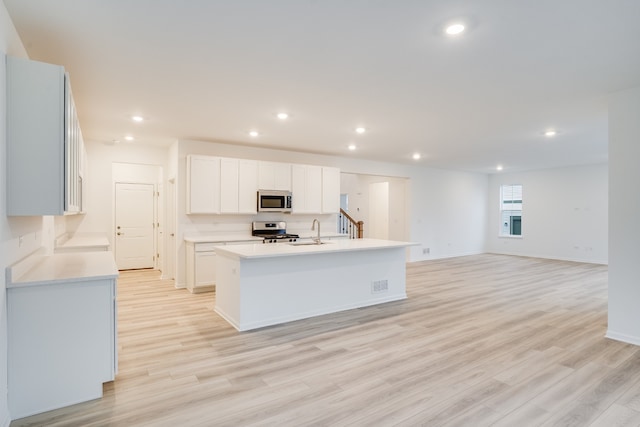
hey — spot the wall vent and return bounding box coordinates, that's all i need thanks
[372,279,388,294]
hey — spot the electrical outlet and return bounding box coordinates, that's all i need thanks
[19,235,23,247]
[423,247,430,254]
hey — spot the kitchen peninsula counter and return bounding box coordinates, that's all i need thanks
[214,238,415,331]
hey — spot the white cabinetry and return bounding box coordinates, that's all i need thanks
[291,165,323,213]
[186,155,339,216]
[258,161,292,191]
[322,167,340,213]
[220,158,258,214]
[6,251,118,419]
[185,240,258,292]
[187,155,221,214]
[186,242,217,293]
[6,56,85,216]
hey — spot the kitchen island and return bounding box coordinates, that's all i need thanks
[214,238,415,331]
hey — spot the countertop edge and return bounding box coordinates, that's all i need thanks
[6,251,119,289]
[214,239,417,259]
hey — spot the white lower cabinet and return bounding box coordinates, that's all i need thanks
[186,240,259,293]
[195,251,216,287]
[186,242,217,293]
[7,278,117,419]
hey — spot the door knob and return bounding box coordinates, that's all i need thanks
[117,232,123,236]
[117,226,121,229]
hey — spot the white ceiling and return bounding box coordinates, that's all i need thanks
[5,1,640,173]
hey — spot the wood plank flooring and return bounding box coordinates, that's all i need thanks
[11,254,640,427]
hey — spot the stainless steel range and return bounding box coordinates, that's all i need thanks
[251,221,299,243]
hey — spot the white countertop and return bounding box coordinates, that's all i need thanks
[7,251,119,289]
[55,233,110,249]
[184,232,347,243]
[214,238,416,259]
[184,234,264,243]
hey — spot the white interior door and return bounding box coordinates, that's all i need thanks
[368,182,389,239]
[115,183,155,270]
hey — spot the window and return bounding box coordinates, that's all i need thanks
[500,184,522,236]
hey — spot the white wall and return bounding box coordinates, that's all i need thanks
[0,6,30,425]
[486,164,608,264]
[608,85,640,345]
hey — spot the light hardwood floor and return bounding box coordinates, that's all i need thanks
[11,254,640,427]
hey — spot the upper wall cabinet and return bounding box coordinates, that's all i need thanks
[291,164,323,214]
[186,155,221,214]
[186,155,340,216]
[187,155,258,215]
[6,56,84,216]
[321,167,340,213]
[220,158,258,214]
[258,161,291,191]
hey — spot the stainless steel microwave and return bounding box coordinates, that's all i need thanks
[257,190,292,213]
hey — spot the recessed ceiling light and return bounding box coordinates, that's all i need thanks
[124,135,134,141]
[496,165,503,171]
[445,23,465,35]
[249,131,259,137]
[412,153,421,160]
[277,112,289,120]
[348,144,357,151]
[545,130,557,137]
[131,116,144,122]
[355,127,366,134]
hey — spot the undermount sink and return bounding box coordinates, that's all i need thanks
[288,241,332,246]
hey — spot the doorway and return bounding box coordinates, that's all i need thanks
[114,183,155,270]
[369,182,390,239]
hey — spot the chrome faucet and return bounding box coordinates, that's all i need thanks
[311,219,321,244]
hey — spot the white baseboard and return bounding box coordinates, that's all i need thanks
[408,250,485,263]
[174,282,186,289]
[605,330,640,347]
[486,250,608,265]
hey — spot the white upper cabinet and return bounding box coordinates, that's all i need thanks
[186,156,338,216]
[238,159,258,213]
[322,167,340,213]
[258,161,291,191]
[291,164,323,214]
[220,158,240,214]
[187,155,221,214]
[6,56,84,216]
[220,158,258,214]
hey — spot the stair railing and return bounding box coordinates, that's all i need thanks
[339,208,364,239]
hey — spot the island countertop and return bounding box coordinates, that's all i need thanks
[213,238,416,259]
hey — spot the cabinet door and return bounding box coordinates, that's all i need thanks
[291,165,322,213]
[238,159,258,214]
[195,252,216,286]
[65,82,81,214]
[220,158,240,213]
[291,165,307,213]
[6,56,66,216]
[258,161,291,191]
[274,163,292,191]
[258,161,276,190]
[322,167,340,213]
[187,155,220,214]
[305,165,323,213]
